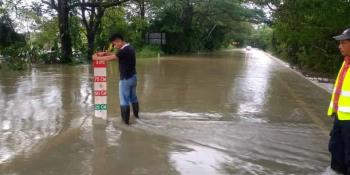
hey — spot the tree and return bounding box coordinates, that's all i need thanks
[96,6,127,49]
[247,24,272,50]
[78,0,129,61]
[149,0,265,53]
[250,0,350,75]
[32,17,59,48]
[42,0,73,63]
[42,0,129,62]
[0,17,25,47]
[125,0,152,47]
[0,1,26,47]
[132,0,147,20]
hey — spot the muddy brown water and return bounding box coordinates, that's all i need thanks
[0,49,334,174]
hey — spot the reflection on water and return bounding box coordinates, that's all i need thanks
[0,49,333,174]
[170,144,232,175]
[234,50,273,122]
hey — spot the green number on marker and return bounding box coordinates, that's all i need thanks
[95,104,107,110]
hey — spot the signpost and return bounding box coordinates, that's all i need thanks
[93,60,107,120]
[144,33,166,45]
[145,33,166,63]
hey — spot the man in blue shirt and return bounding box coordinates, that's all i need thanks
[93,33,139,125]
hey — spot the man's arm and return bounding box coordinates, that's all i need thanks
[96,51,113,56]
[93,52,117,61]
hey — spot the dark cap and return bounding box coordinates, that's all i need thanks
[333,28,350,41]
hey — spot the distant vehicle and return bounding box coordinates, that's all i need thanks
[246,46,252,51]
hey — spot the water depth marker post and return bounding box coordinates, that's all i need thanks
[93,60,107,120]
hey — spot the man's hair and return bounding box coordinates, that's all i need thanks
[109,33,124,42]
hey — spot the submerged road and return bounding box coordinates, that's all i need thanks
[0,49,334,174]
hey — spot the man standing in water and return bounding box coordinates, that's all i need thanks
[93,33,139,125]
[328,28,350,174]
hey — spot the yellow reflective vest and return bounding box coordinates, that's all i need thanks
[328,61,350,120]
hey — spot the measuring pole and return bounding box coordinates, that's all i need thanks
[93,60,107,120]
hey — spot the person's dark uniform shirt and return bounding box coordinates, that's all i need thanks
[116,44,136,79]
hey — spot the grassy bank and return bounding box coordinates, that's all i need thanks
[136,45,163,59]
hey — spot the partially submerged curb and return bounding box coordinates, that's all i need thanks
[256,49,334,94]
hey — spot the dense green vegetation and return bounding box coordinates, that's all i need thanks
[0,0,265,69]
[247,0,350,76]
[1,0,349,76]
[149,0,264,53]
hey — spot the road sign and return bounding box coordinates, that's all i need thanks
[145,33,166,45]
[93,60,107,120]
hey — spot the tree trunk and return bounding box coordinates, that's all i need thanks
[86,31,95,61]
[58,0,72,63]
[139,0,145,20]
[83,7,105,61]
[139,0,146,44]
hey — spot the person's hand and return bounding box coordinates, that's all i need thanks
[92,52,115,61]
[92,53,99,60]
[96,52,108,57]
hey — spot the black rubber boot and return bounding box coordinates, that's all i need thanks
[331,159,346,174]
[120,106,130,125]
[132,102,139,118]
[347,167,350,175]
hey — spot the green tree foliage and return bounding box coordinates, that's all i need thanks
[252,0,350,75]
[96,6,128,50]
[0,1,28,70]
[247,24,272,50]
[96,5,148,51]
[3,0,267,66]
[0,17,25,47]
[0,3,25,47]
[149,0,264,53]
[69,16,87,58]
[32,18,59,49]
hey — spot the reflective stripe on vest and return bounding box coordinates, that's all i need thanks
[329,103,350,113]
[331,90,350,97]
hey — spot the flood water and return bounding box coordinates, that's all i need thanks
[0,49,334,175]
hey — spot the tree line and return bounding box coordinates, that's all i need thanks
[248,0,350,76]
[0,0,265,67]
[2,0,348,76]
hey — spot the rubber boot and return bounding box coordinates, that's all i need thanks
[331,160,346,174]
[132,102,139,118]
[120,106,130,125]
[346,166,350,175]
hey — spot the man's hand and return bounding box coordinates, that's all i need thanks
[92,52,117,61]
[96,52,110,57]
[92,53,99,60]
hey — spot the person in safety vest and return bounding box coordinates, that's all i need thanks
[329,28,350,174]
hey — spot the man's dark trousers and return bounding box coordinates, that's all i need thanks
[329,114,350,174]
